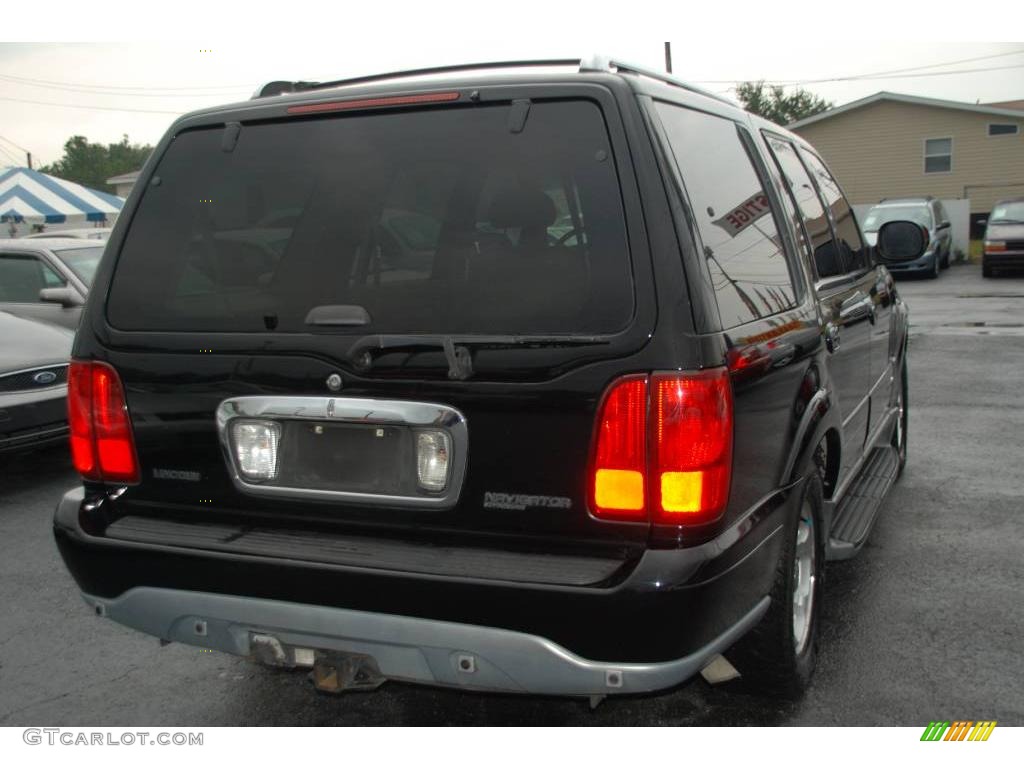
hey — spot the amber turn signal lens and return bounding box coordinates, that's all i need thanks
[594,468,645,513]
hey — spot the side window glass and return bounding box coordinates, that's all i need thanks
[799,151,869,274]
[765,138,819,268]
[763,135,837,277]
[655,102,798,328]
[42,262,65,287]
[0,254,63,302]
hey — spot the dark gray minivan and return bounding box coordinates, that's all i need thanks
[983,197,1024,277]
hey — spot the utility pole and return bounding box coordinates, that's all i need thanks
[27,152,32,170]
[664,42,672,74]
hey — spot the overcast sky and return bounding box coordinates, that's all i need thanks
[2,38,1022,170]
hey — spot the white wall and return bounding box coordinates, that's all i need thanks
[853,199,970,260]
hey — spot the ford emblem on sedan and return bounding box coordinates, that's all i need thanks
[33,371,58,386]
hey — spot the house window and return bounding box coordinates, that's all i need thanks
[988,123,1019,136]
[924,138,952,174]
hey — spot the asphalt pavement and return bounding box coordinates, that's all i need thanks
[1,261,1021,726]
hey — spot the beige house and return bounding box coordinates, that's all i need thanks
[789,92,1024,223]
[105,169,141,198]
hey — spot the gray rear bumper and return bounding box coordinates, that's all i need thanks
[84,587,769,696]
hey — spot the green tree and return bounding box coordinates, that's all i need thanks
[38,135,152,193]
[735,81,833,126]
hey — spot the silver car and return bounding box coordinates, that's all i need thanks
[0,310,72,453]
[0,238,105,330]
[862,197,952,279]
[25,227,112,241]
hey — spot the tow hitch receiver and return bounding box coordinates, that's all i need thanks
[311,652,386,694]
[250,632,386,693]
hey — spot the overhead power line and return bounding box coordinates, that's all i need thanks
[0,95,183,115]
[830,47,1024,79]
[0,73,250,99]
[714,63,1024,95]
[0,71,253,92]
[0,143,21,165]
[693,47,1024,86]
[784,63,1024,87]
[0,134,30,153]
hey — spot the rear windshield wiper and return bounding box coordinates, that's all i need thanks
[348,334,611,380]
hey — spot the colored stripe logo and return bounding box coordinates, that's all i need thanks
[920,721,996,741]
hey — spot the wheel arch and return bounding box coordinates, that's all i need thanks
[778,365,842,493]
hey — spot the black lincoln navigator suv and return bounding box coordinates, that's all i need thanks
[54,57,921,699]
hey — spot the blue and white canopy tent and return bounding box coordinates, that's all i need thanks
[0,166,125,237]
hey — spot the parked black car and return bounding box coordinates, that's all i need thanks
[53,57,926,700]
[982,197,1024,277]
[0,311,71,453]
[0,238,104,330]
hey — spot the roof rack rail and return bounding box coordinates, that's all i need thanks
[253,59,581,99]
[252,56,735,106]
[578,55,734,106]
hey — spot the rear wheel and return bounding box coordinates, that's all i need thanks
[982,260,994,278]
[893,355,908,477]
[928,253,940,279]
[941,248,950,269]
[729,470,825,697]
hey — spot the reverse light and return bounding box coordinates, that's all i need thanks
[67,360,140,484]
[984,240,1006,253]
[230,420,281,482]
[589,369,734,526]
[416,429,452,492]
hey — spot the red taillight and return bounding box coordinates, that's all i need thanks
[67,362,97,479]
[67,360,140,484]
[651,370,733,525]
[589,369,733,526]
[591,376,648,519]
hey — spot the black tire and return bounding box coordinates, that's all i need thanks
[941,249,950,269]
[928,254,940,279]
[729,470,825,697]
[982,261,994,278]
[893,353,908,478]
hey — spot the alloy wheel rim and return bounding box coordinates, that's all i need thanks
[896,387,906,459]
[792,501,816,655]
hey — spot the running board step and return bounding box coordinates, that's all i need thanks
[827,446,899,560]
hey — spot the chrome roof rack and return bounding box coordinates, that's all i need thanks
[578,55,734,106]
[253,59,580,98]
[253,56,734,106]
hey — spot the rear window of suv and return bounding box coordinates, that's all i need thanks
[106,99,634,335]
[862,204,933,232]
